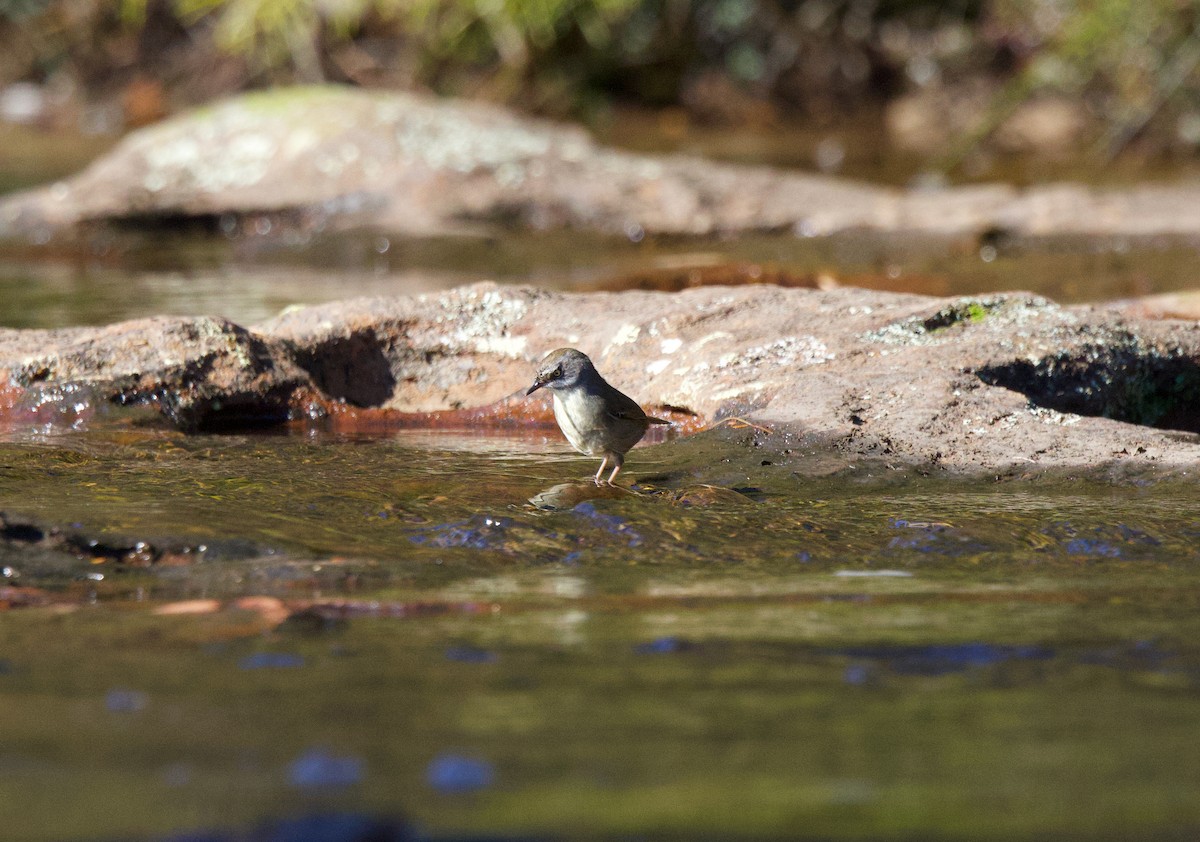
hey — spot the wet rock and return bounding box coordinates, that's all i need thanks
[5,85,1200,240]
[1,282,1200,476]
[667,484,757,508]
[153,599,221,615]
[0,316,309,431]
[528,481,630,510]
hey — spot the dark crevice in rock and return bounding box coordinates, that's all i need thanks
[101,212,226,235]
[289,331,397,408]
[100,208,313,236]
[112,378,295,433]
[977,340,1200,434]
[155,390,297,433]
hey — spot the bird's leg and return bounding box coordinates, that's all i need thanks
[594,456,608,485]
[603,453,625,486]
[606,462,622,485]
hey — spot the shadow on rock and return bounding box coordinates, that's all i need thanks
[976,337,1200,435]
[290,329,397,408]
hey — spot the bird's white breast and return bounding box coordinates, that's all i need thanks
[552,389,605,456]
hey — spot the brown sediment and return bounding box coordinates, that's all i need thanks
[0,585,54,610]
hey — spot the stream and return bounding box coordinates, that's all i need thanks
[2,134,1200,840]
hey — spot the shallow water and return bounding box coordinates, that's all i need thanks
[2,427,1200,840]
[4,129,1200,840]
[2,226,1200,330]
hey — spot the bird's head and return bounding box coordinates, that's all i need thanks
[526,348,594,395]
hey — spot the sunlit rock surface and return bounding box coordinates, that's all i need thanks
[2,282,1199,475]
[6,85,1200,239]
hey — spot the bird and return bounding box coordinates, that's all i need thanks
[526,348,669,485]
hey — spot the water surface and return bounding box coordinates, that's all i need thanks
[2,427,1199,839]
[3,225,1200,330]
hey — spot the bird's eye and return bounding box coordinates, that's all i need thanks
[552,366,562,378]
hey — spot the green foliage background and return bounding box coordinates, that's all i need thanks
[3,0,1200,157]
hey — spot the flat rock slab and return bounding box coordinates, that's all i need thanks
[1,282,1198,477]
[6,86,1200,240]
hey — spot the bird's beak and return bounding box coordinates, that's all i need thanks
[525,379,544,396]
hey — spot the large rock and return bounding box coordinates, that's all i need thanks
[6,85,1200,240]
[1,282,1198,476]
[0,315,308,430]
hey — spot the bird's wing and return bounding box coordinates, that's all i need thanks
[599,381,670,426]
[607,405,670,425]
[606,406,646,423]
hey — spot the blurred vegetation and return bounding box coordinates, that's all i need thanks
[975,0,1200,159]
[2,0,1200,161]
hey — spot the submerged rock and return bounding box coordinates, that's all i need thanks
[1,282,1199,476]
[6,85,1200,240]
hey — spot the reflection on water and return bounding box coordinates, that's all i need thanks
[1,428,1200,839]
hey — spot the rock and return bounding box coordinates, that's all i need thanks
[7,85,1200,240]
[1106,290,1200,321]
[0,316,309,431]
[1,281,1199,476]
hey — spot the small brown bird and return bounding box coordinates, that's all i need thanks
[526,348,669,485]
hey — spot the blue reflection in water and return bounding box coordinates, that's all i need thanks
[239,652,306,670]
[445,645,497,664]
[409,514,516,550]
[105,688,149,713]
[572,501,643,547]
[289,748,365,789]
[426,753,495,794]
[1064,538,1121,557]
[838,643,1055,676]
[1042,521,1161,558]
[634,636,692,655]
